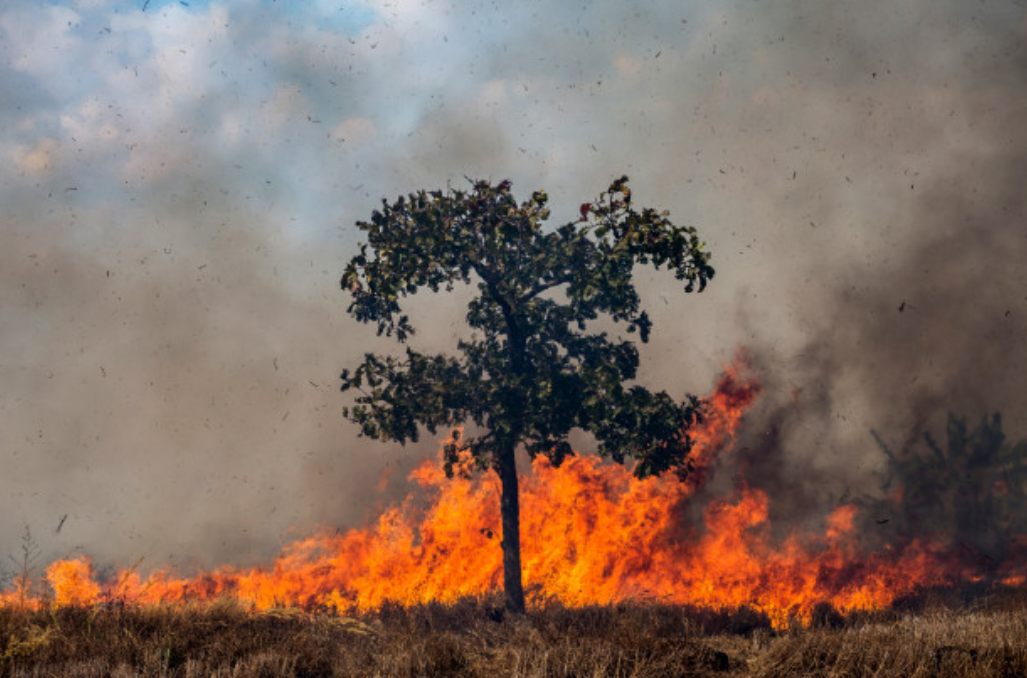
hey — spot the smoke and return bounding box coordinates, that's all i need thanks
[0,2,423,571]
[0,197,400,572]
[1,0,1025,576]
[716,0,1027,519]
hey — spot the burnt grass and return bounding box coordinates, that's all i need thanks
[2,589,1027,677]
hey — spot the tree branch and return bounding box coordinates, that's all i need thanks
[519,276,571,304]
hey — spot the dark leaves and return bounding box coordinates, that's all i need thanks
[340,176,714,478]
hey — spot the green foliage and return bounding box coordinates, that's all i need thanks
[340,176,713,479]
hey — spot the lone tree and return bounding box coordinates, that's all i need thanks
[340,176,714,613]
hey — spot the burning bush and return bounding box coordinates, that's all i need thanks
[870,413,1027,578]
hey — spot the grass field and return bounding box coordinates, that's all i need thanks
[1,590,1026,677]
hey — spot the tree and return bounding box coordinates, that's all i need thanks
[340,176,714,613]
[871,413,1027,567]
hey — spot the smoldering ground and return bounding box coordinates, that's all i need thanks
[1,0,1025,577]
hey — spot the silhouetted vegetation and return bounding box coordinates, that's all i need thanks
[340,176,714,613]
[871,413,1027,569]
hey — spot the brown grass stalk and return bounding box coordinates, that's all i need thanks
[0,594,1025,677]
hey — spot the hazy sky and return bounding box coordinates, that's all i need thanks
[2,0,1025,573]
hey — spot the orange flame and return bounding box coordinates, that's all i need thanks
[46,557,102,607]
[0,356,979,625]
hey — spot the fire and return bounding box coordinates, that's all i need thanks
[45,558,101,607]
[0,356,986,625]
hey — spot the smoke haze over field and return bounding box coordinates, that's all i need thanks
[1,0,1025,572]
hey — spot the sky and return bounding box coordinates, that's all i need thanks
[1,0,1026,573]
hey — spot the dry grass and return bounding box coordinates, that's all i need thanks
[751,610,1027,678]
[0,592,1025,677]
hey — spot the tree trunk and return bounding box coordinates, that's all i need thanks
[497,438,526,614]
[482,271,527,614]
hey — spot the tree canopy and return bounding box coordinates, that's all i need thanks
[340,176,714,612]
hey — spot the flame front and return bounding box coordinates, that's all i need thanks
[0,358,981,626]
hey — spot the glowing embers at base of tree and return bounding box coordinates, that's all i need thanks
[0,358,976,626]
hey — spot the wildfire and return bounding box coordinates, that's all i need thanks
[0,356,980,626]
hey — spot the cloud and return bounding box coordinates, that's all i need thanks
[330,116,376,144]
[13,138,58,175]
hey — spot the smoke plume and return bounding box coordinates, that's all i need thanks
[0,0,1025,576]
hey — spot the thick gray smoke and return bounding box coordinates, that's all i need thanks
[695,0,1027,531]
[0,0,1025,577]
